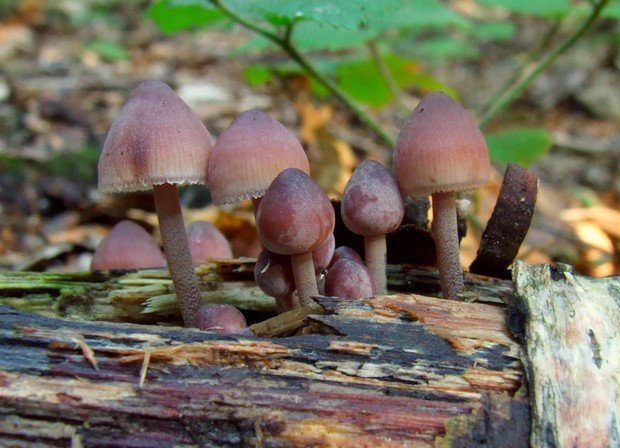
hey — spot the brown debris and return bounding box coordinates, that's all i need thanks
[470,163,538,278]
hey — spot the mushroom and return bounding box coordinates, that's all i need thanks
[91,220,166,271]
[255,234,334,312]
[393,92,490,300]
[254,249,296,313]
[98,80,213,328]
[328,246,364,268]
[341,160,404,294]
[186,221,233,263]
[207,109,310,214]
[195,303,247,333]
[324,258,377,299]
[256,168,335,306]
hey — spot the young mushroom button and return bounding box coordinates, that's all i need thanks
[98,80,214,329]
[256,168,335,306]
[393,91,490,300]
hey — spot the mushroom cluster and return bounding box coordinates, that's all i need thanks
[98,81,484,330]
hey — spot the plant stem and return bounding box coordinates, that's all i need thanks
[210,0,396,148]
[478,0,610,129]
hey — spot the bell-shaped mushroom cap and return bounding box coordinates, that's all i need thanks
[324,258,377,299]
[91,220,166,270]
[207,110,310,204]
[341,160,404,237]
[393,91,490,198]
[186,221,233,263]
[256,168,335,255]
[98,80,213,193]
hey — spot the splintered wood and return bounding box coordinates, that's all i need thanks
[0,291,525,447]
[514,261,620,448]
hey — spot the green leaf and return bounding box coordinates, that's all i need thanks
[247,0,405,29]
[243,65,274,86]
[475,0,569,17]
[485,128,552,166]
[334,54,458,108]
[85,40,128,61]
[146,0,227,34]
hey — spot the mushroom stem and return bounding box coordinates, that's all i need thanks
[431,191,464,300]
[364,234,387,294]
[153,183,204,328]
[290,251,319,307]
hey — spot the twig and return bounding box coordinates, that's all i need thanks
[478,0,610,129]
[209,0,396,147]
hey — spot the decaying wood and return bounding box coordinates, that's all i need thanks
[0,263,526,447]
[1,260,617,447]
[513,261,620,448]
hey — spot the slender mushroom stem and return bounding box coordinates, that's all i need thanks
[153,183,204,328]
[431,191,464,300]
[364,234,388,294]
[290,251,319,307]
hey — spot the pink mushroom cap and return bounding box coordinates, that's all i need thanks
[98,80,213,193]
[91,220,166,270]
[341,159,404,236]
[207,110,310,205]
[195,304,247,333]
[256,168,335,255]
[324,258,377,299]
[186,221,233,263]
[393,91,490,198]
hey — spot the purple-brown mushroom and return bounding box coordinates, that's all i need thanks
[186,221,233,263]
[324,258,377,299]
[393,92,490,300]
[341,160,404,294]
[256,168,335,306]
[91,220,166,271]
[98,80,213,328]
[195,304,247,333]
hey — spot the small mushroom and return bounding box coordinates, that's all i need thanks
[341,160,404,294]
[324,258,377,299]
[195,303,247,333]
[254,249,296,313]
[393,92,490,300]
[98,80,213,328]
[256,168,335,306]
[186,221,233,263]
[327,246,364,269]
[91,220,166,271]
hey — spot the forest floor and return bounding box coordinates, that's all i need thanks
[0,1,618,278]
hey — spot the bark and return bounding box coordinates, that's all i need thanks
[0,260,616,447]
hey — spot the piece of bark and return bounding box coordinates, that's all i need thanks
[470,163,538,279]
[0,289,525,447]
[513,261,620,448]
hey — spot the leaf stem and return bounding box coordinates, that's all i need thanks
[209,0,396,147]
[478,0,610,130]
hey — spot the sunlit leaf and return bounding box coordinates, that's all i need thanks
[485,128,552,166]
[146,0,226,34]
[475,0,568,17]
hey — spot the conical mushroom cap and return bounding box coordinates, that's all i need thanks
[207,110,310,204]
[98,80,213,193]
[393,92,490,198]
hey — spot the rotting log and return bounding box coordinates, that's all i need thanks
[0,260,617,447]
